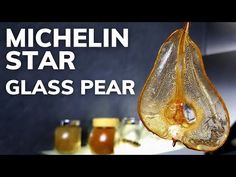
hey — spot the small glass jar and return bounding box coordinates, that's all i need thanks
[89,118,119,155]
[119,117,142,146]
[54,119,81,154]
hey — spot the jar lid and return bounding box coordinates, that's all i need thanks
[92,118,119,127]
[60,119,70,126]
[122,117,139,125]
[60,119,80,126]
[70,120,80,126]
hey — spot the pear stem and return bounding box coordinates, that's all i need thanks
[183,22,190,34]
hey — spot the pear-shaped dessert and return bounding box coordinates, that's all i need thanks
[138,23,230,152]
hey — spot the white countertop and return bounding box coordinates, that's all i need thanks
[42,132,204,155]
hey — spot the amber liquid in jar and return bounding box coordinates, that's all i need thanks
[89,127,115,154]
[89,118,119,155]
[55,120,81,154]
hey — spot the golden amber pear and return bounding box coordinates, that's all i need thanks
[138,23,230,152]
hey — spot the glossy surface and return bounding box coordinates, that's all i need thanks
[89,127,116,154]
[55,126,81,154]
[138,23,230,152]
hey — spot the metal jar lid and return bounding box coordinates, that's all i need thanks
[60,119,80,126]
[122,117,140,125]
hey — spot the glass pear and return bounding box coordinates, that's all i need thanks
[138,23,230,152]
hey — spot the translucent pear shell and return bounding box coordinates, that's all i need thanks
[138,23,230,152]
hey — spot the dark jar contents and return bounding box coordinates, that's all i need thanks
[54,120,81,154]
[89,118,119,155]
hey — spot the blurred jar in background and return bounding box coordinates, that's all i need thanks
[89,118,119,155]
[54,119,81,154]
[119,117,142,147]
